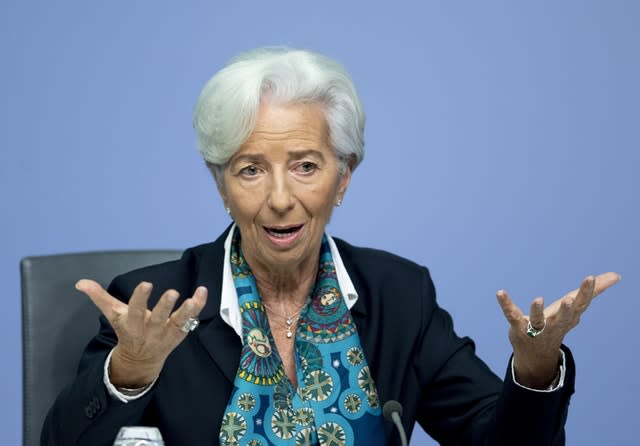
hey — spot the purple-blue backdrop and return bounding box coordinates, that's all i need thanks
[2,1,638,444]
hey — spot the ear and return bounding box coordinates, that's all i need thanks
[336,161,353,204]
[206,161,229,208]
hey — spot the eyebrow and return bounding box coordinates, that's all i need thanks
[230,148,327,165]
[288,148,326,161]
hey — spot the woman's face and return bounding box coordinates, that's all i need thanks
[219,102,351,273]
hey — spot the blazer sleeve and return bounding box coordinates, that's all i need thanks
[413,269,576,445]
[40,276,157,446]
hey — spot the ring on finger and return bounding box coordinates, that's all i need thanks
[526,319,546,337]
[181,317,200,333]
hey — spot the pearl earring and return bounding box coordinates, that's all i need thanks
[225,207,231,214]
[336,199,342,207]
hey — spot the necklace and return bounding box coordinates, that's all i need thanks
[263,299,308,338]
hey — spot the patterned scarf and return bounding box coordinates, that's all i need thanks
[219,228,385,446]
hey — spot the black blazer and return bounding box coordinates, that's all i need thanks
[42,229,575,445]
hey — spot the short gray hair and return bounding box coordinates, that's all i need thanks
[193,47,365,175]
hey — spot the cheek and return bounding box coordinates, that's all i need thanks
[228,189,264,219]
[305,188,334,216]
[307,178,339,203]
[317,183,340,211]
[309,197,337,226]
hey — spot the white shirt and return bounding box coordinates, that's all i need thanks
[218,224,359,340]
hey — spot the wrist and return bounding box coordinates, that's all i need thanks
[513,351,563,389]
[115,383,153,397]
[109,349,160,388]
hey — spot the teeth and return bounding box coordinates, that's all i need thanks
[266,227,299,238]
[269,231,292,238]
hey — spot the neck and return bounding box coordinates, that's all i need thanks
[253,261,317,307]
[237,230,323,309]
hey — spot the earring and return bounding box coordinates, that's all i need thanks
[335,199,342,207]
[225,207,231,214]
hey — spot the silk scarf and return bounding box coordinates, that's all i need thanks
[219,228,385,446]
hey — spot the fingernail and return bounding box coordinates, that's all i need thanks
[168,292,178,303]
[141,282,152,292]
[617,273,623,281]
[74,281,82,290]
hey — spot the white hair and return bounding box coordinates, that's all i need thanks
[193,47,365,175]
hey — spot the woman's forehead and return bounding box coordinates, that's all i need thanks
[234,103,332,158]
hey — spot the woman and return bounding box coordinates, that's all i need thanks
[42,47,620,446]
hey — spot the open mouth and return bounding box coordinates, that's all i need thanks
[263,224,304,239]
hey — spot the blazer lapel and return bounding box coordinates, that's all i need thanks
[334,238,372,354]
[197,316,241,383]
[191,226,242,384]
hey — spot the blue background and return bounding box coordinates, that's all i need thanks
[1,1,638,444]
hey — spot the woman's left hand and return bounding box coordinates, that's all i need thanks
[496,272,621,389]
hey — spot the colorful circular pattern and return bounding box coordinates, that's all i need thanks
[367,392,381,410]
[346,347,363,366]
[302,370,334,401]
[295,427,316,445]
[343,393,362,414]
[294,407,315,426]
[219,411,247,446]
[271,408,296,440]
[237,393,256,412]
[357,366,376,396]
[317,422,346,446]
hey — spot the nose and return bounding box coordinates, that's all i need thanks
[266,170,295,213]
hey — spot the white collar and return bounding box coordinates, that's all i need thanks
[219,223,359,340]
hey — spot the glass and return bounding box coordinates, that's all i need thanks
[113,426,165,446]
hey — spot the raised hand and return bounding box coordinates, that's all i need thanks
[496,272,621,388]
[75,279,208,387]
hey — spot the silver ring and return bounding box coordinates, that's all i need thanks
[526,319,546,337]
[181,317,200,333]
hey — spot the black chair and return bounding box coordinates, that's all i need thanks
[21,250,182,446]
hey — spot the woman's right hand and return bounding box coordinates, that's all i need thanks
[75,279,208,387]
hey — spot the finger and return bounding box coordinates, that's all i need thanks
[168,286,208,334]
[543,297,563,319]
[75,279,127,320]
[127,281,153,322]
[557,272,620,304]
[555,294,575,327]
[148,289,180,326]
[573,276,596,312]
[191,285,208,309]
[528,297,545,329]
[593,272,622,296]
[496,290,525,327]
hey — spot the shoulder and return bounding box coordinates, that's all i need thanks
[107,228,229,303]
[112,242,204,279]
[334,238,441,362]
[333,236,431,282]
[333,236,436,304]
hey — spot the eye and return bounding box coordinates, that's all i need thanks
[296,161,318,174]
[239,165,260,177]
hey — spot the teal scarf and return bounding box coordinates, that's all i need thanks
[219,228,385,446]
